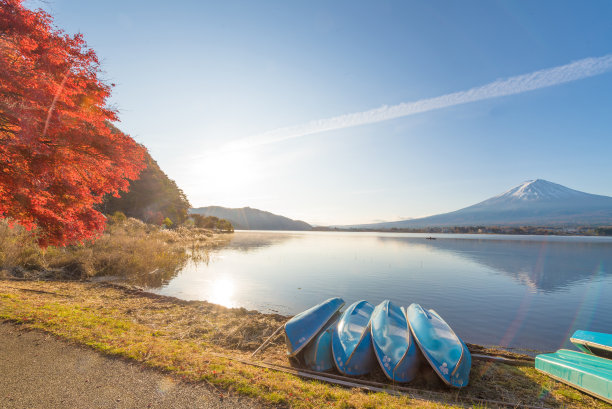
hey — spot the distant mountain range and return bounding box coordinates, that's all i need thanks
[348,179,612,229]
[192,180,612,231]
[190,206,312,230]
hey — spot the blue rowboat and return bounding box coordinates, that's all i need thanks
[536,349,612,404]
[332,300,375,376]
[303,315,339,372]
[284,297,345,357]
[407,304,471,388]
[371,300,420,382]
[570,330,612,360]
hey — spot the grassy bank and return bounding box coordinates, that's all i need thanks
[0,280,608,409]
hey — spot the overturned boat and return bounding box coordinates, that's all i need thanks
[332,300,375,376]
[371,300,420,382]
[303,315,339,371]
[570,330,612,360]
[536,349,612,404]
[284,297,345,357]
[407,303,471,388]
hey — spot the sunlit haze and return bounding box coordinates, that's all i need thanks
[35,1,612,225]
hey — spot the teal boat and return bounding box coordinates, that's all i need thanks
[570,330,612,360]
[370,300,420,382]
[284,297,345,357]
[536,349,612,404]
[407,304,471,388]
[332,300,376,376]
[303,315,339,371]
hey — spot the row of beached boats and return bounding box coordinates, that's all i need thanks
[536,330,612,404]
[284,298,471,388]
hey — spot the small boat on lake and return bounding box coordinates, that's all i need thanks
[407,303,471,388]
[371,300,420,382]
[332,300,376,376]
[284,297,345,357]
[570,330,612,360]
[303,315,339,371]
[536,349,612,404]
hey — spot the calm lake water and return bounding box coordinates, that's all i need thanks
[149,231,612,352]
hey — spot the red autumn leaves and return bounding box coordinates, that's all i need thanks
[0,0,146,246]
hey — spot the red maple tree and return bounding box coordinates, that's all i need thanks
[0,0,146,246]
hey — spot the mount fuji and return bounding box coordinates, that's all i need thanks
[353,180,612,228]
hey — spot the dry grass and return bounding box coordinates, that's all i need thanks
[0,218,232,284]
[1,280,609,409]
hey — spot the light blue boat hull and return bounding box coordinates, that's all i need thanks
[332,300,375,376]
[284,297,345,357]
[303,315,339,372]
[536,349,612,404]
[407,304,471,388]
[570,330,612,360]
[371,300,420,382]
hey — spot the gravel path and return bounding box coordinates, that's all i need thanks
[0,323,264,409]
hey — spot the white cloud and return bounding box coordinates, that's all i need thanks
[225,54,612,150]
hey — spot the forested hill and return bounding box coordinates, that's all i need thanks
[102,147,190,226]
[190,206,312,230]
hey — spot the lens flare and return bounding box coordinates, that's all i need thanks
[560,261,605,349]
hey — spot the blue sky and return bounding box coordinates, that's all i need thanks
[32,1,612,225]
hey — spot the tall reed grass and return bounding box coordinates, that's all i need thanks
[0,217,229,282]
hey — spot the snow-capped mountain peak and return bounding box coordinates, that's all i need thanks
[492,179,584,202]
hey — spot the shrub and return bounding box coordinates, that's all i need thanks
[162,217,174,229]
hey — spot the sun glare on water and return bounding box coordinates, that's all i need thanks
[209,278,235,308]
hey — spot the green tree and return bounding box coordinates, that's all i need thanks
[188,214,233,231]
[217,219,234,232]
[190,214,219,229]
[109,211,127,224]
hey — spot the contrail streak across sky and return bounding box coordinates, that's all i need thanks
[225,54,612,151]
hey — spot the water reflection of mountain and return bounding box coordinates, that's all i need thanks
[378,236,612,292]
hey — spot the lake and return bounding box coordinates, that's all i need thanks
[148,231,612,352]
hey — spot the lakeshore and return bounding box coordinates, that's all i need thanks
[1,279,609,409]
[146,230,612,353]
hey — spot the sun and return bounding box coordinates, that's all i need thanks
[193,148,260,196]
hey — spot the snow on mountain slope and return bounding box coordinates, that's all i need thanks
[473,179,602,207]
[491,179,587,201]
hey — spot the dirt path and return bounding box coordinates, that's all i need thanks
[0,323,264,409]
